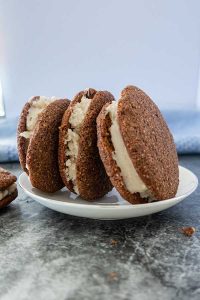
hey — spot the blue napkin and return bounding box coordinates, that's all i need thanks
[163,110,200,154]
[0,117,18,162]
[0,111,200,162]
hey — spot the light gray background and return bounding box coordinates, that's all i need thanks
[0,0,200,117]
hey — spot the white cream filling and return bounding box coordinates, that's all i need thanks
[106,101,150,198]
[20,96,56,139]
[65,95,91,194]
[0,183,17,201]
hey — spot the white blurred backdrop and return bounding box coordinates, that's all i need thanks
[0,0,200,117]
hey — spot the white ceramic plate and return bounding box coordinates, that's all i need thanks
[19,166,198,220]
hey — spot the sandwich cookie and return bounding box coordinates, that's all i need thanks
[18,96,54,174]
[0,167,18,209]
[97,85,179,204]
[59,88,114,200]
[18,96,70,192]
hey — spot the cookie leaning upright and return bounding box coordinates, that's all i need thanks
[59,88,114,200]
[97,85,179,204]
[17,96,70,192]
[18,96,56,174]
[0,167,18,209]
[17,96,39,174]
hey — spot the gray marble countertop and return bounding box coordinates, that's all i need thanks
[0,155,200,300]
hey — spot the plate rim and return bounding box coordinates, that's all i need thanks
[18,165,198,210]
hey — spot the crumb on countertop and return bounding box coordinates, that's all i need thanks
[110,239,118,246]
[181,227,196,236]
[107,272,118,281]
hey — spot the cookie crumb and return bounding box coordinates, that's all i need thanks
[181,227,196,236]
[111,239,118,246]
[108,272,118,281]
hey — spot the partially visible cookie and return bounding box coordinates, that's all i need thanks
[59,88,114,200]
[97,85,179,204]
[0,167,18,209]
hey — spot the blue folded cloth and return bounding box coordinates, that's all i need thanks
[0,111,200,162]
[163,110,200,154]
[0,117,18,162]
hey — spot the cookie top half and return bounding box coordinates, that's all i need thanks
[97,85,179,204]
[0,167,17,190]
[0,167,18,208]
[59,88,114,200]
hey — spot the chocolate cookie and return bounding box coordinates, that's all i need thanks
[0,167,18,209]
[59,88,114,200]
[17,97,70,193]
[97,85,179,204]
[18,96,55,174]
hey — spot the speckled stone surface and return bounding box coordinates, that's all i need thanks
[0,155,199,300]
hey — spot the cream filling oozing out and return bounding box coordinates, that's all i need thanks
[65,95,91,194]
[20,96,56,139]
[106,101,150,198]
[0,183,17,201]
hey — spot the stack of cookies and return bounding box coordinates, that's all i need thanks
[17,86,179,204]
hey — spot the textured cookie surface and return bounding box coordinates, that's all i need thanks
[97,85,179,203]
[0,167,17,190]
[0,168,18,209]
[59,89,114,200]
[76,91,114,200]
[17,96,39,174]
[118,86,179,200]
[27,99,70,193]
